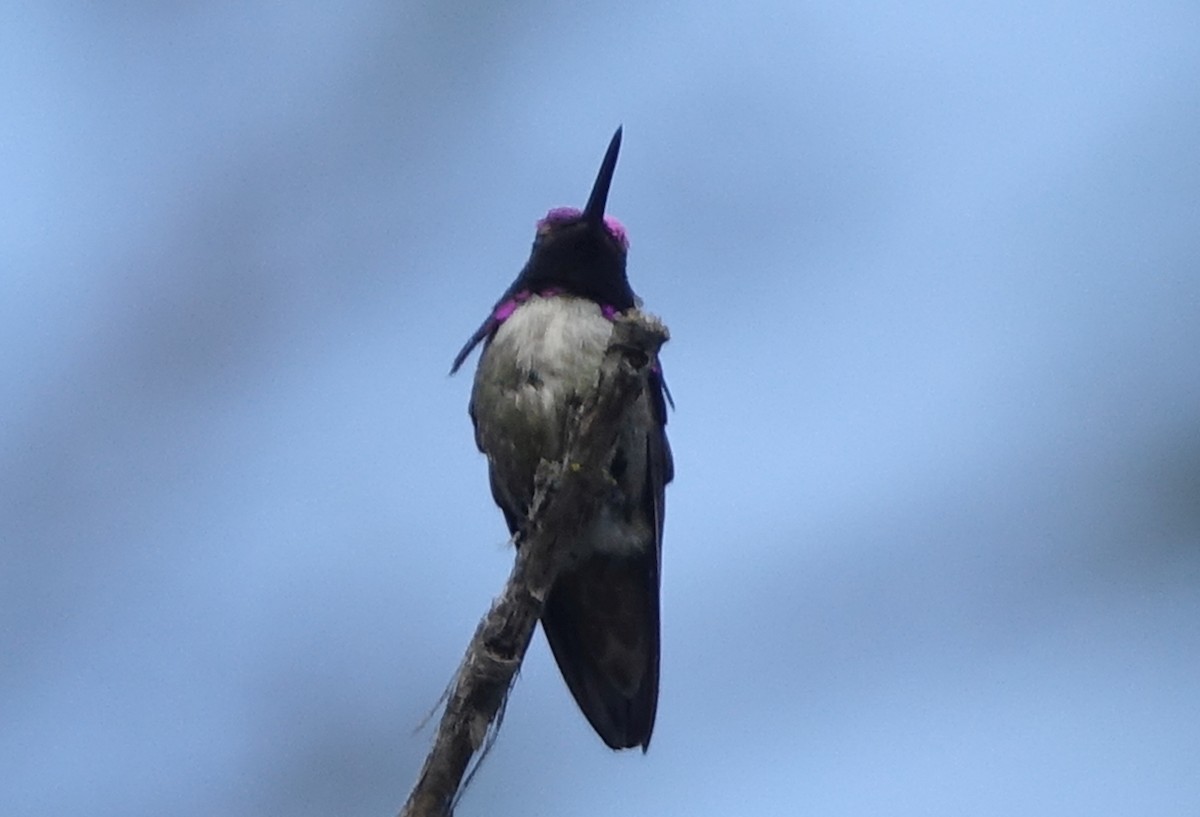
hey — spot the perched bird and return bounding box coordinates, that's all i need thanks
[450,128,673,750]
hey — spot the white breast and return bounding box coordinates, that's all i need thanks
[470,294,654,556]
[491,295,614,399]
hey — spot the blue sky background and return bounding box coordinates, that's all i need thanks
[3,2,1199,815]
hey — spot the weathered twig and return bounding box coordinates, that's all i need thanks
[400,311,670,817]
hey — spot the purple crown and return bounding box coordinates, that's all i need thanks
[537,207,629,250]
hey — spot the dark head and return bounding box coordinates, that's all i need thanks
[515,127,637,310]
[451,128,635,374]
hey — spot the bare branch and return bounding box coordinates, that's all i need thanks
[400,311,670,817]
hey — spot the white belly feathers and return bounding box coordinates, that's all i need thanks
[489,295,614,413]
[470,294,653,556]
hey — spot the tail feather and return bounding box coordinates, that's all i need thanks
[540,552,660,750]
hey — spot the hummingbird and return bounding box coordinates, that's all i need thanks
[450,128,673,750]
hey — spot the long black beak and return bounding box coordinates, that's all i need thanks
[582,126,622,227]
